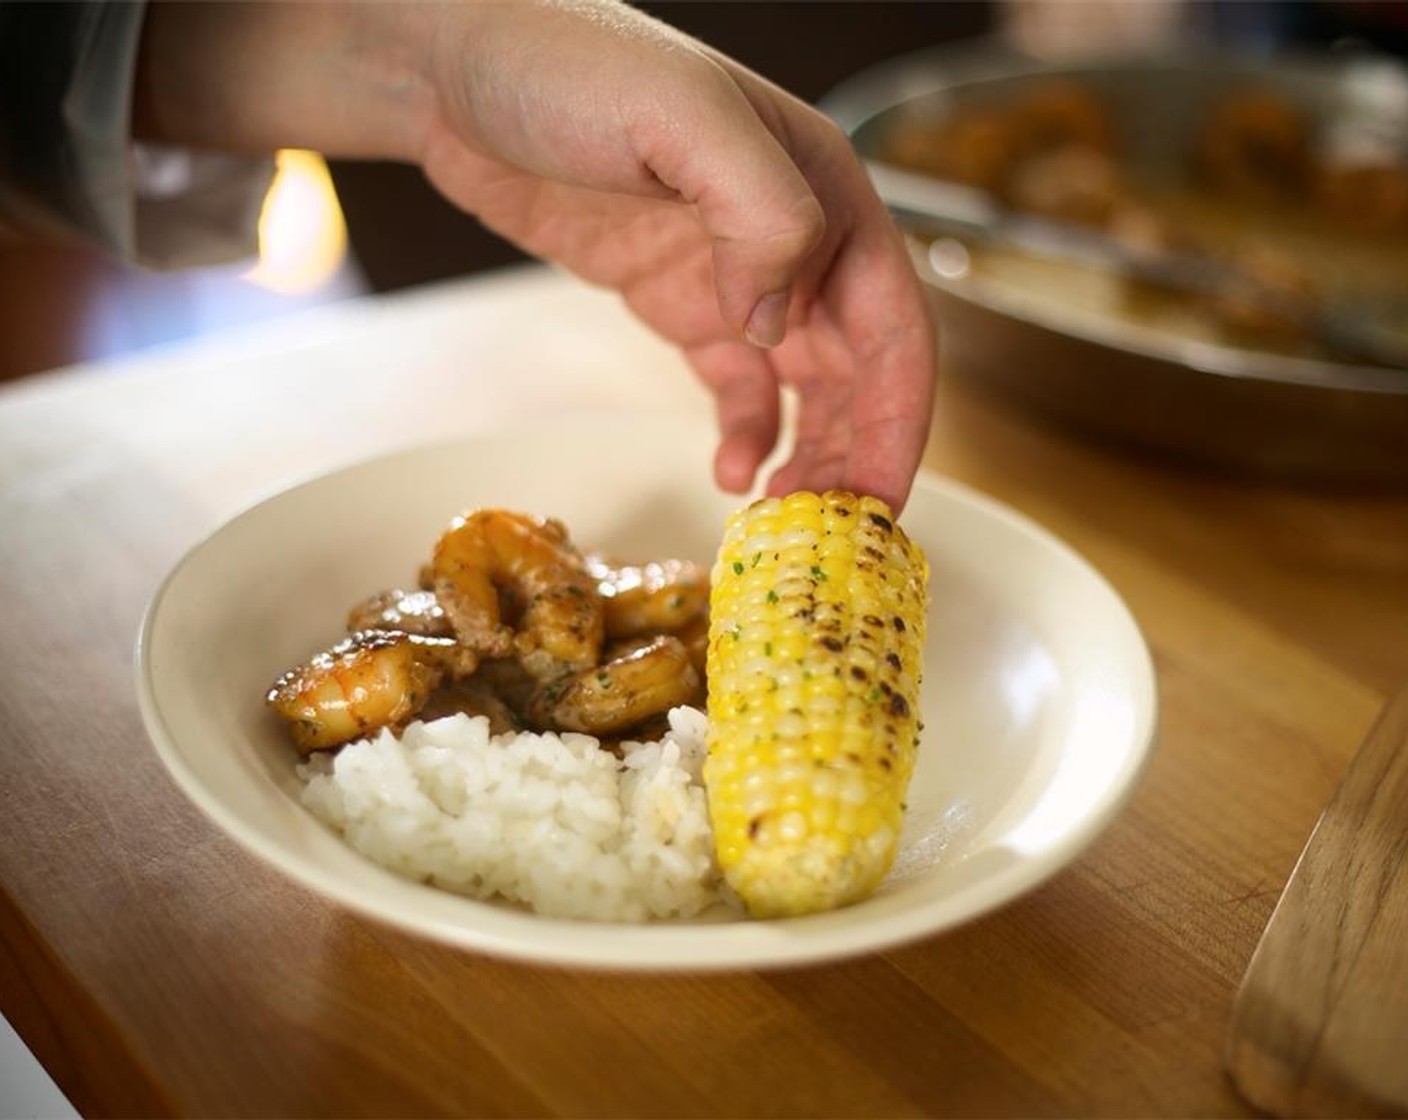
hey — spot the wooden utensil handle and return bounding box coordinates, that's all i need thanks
[1227,684,1408,1116]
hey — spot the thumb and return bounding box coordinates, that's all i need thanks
[639,65,826,347]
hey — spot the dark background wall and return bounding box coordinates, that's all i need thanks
[0,1,994,382]
[10,0,1404,381]
[329,1,996,292]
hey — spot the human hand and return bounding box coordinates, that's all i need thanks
[136,0,935,510]
[417,2,935,511]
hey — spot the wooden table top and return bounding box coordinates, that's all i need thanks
[3,265,1406,1118]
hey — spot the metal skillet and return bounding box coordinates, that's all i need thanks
[821,44,1408,484]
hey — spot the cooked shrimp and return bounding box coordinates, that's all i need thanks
[266,630,458,753]
[1203,244,1320,342]
[1004,145,1125,227]
[1012,80,1116,158]
[346,589,482,675]
[882,102,1017,187]
[526,635,700,736]
[673,613,709,685]
[935,107,1023,194]
[1199,89,1309,200]
[1316,162,1408,235]
[601,619,707,692]
[418,676,524,736]
[430,510,603,680]
[346,588,453,637]
[585,554,709,638]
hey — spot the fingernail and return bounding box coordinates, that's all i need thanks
[744,290,789,348]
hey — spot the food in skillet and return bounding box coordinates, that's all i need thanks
[1197,88,1312,202]
[885,78,1117,206]
[266,495,928,922]
[879,79,1408,358]
[1196,86,1408,236]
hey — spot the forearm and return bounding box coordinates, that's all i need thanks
[132,0,440,162]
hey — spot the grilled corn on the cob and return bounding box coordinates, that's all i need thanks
[704,490,929,917]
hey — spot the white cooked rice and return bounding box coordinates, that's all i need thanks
[297,705,724,921]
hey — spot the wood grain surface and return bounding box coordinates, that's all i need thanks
[2,267,1406,1117]
[1227,684,1408,1117]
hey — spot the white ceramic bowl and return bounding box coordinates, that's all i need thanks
[137,415,1157,970]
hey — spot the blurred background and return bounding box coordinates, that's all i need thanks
[2,0,1405,385]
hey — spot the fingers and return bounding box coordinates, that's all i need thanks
[628,61,826,347]
[829,298,935,513]
[765,222,936,513]
[774,415,929,515]
[763,393,929,515]
[692,281,933,513]
[678,59,935,511]
[440,1,826,348]
[687,341,782,495]
[689,190,934,510]
[425,0,932,508]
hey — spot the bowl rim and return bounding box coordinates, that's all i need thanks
[133,421,1160,971]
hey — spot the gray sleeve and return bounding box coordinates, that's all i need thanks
[0,0,276,268]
